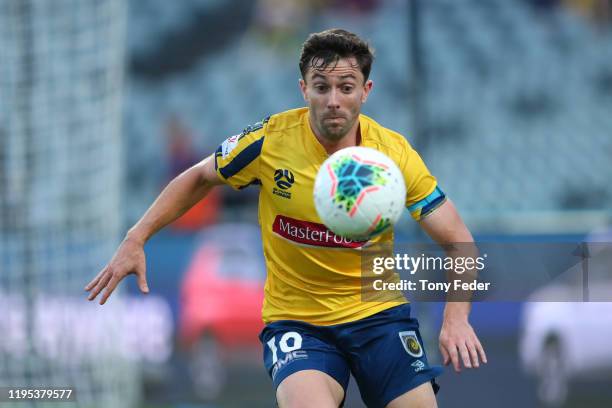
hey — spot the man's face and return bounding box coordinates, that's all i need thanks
[299,57,373,143]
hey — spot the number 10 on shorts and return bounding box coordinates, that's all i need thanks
[267,331,304,364]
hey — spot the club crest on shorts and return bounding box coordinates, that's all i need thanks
[399,331,423,358]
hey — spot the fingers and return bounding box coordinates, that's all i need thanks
[86,265,147,304]
[84,267,107,291]
[99,273,122,305]
[137,267,149,294]
[87,270,112,302]
[475,337,487,364]
[447,343,461,372]
[459,343,472,369]
[439,344,450,366]
[86,267,143,304]
[466,341,480,368]
[440,319,488,373]
[440,341,466,372]
[440,337,487,372]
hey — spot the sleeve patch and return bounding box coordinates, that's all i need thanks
[220,134,241,159]
[218,137,264,180]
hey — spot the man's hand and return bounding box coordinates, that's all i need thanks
[439,310,487,372]
[419,200,487,372]
[84,155,220,304]
[85,236,149,304]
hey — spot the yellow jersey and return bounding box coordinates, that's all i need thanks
[214,107,445,325]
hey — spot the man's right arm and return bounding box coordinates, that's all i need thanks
[85,154,222,304]
[127,154,222,245]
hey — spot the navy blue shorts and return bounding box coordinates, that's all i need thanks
[259,304,443,408]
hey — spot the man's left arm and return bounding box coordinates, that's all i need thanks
[418,199,488,372]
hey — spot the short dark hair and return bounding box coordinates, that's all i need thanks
[299,28,374,82]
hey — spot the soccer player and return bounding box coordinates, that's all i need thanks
[86,29,486,408]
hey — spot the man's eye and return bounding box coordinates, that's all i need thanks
[315,85,328,92]
[342,86,354,93]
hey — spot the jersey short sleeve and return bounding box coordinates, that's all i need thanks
[214,118,268,190]
[400,143,447,221]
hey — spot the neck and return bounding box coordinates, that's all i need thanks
[310,117,361,156]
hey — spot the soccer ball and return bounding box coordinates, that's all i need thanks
[313,146,406,241]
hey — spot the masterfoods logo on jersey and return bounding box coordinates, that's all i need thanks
[272,215,368,248]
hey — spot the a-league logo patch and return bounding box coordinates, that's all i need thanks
[221,135,240,159]
[273,169,295,199]
[399,331,423,358]
[274,169,294,190]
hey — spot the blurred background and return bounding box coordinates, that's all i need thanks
[1,0,612,407]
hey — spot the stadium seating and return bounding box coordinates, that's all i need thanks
[123,0,612,224]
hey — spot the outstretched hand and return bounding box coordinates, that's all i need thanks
[439,316,487,373]
[85,236,149,304]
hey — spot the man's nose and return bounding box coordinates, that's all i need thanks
[327,89,340,109]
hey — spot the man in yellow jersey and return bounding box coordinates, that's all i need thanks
[86,29,487,408]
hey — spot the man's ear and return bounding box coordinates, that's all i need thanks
[361,79,373,103]
[299,78,308,102]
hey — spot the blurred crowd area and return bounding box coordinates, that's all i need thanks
[123,0,612,233]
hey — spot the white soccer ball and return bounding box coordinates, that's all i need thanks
[313,146,406,241]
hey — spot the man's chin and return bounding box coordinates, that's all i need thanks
[322,126,349,141]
